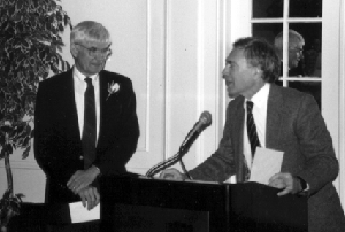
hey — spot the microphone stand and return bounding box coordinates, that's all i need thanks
[145,127,201,178]
[177,130,201,179]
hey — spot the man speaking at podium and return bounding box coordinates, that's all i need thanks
[161,37,345,232]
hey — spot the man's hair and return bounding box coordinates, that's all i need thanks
[233,37,279,83]
[70,21,112,45]
[274,30,305,57]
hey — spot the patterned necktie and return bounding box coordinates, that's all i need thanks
[246,101,261,156]
[83,77,96,169]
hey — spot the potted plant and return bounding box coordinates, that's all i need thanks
[0,0,71,229]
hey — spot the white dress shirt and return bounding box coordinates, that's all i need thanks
[243,83,270,169]
[73,67,100,145]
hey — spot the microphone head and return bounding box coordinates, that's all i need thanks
[198,111,212,131]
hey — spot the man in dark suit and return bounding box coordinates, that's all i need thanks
[161,37,345,232]
[34,21,139,210]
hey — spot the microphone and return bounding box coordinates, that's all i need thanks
[145,111,212,178]
[179,111,212,155]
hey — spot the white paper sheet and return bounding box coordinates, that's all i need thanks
[249,147,284,185]
[223,175,237,184]
[69,201,100,223]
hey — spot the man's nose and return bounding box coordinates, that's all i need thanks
[94,53,108,60]
[222,65,230,78]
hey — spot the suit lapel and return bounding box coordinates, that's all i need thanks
[99,71,109,113]
[266,85,284,149]
[98,71,122,150]
[98,71,107,149]
[60,69,81,142]
[231,96,245,155]
[230,96,246,182]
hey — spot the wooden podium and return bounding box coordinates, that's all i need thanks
[100,175,308,232]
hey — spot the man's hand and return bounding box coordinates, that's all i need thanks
[159,168,186,180]
[268,172,302,196]
[67,167,100,193]
[78,186,100,210]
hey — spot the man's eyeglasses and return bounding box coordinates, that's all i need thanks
[290,46,304,54]
[76,44,112,57]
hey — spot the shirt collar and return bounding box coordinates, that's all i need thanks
[74,66,99,82]
[248,83,270,109]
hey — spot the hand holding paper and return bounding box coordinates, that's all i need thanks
[249,147,284,185]
[249,147,303,195]
[78,186,100,210]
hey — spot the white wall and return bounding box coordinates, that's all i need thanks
[0,150,46,203]
[0,0,228,202]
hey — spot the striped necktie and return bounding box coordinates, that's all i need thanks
[83,77,96,169]
[246,101,261,156]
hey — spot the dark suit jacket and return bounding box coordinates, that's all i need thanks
[189,84,345,232]
[34,68,139,203]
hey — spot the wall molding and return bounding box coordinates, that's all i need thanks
[338,0,345,204]
[0,160,40,170]
[136,0,152,154]
[196,0,206,164]
[163,0,172,161]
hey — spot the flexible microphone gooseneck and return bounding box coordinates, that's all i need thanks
[145,111,212,178]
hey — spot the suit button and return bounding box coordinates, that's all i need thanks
[79,156,84,161]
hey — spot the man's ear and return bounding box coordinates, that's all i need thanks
[253,68,262,77]
[70,44,78,57]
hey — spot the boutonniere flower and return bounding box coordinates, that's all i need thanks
[107,81,120,100]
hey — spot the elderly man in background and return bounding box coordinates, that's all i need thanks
[274,29,305,75]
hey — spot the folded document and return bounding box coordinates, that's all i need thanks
[69,201,100,223]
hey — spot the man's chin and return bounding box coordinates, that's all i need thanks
[89,67,103,74]
[228,92,240,99]
[91,62,105,70]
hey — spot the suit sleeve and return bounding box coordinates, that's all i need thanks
[294,94,339,195]
[188,106,237,181]
[34,81,55,174]
[34,80,79,185]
